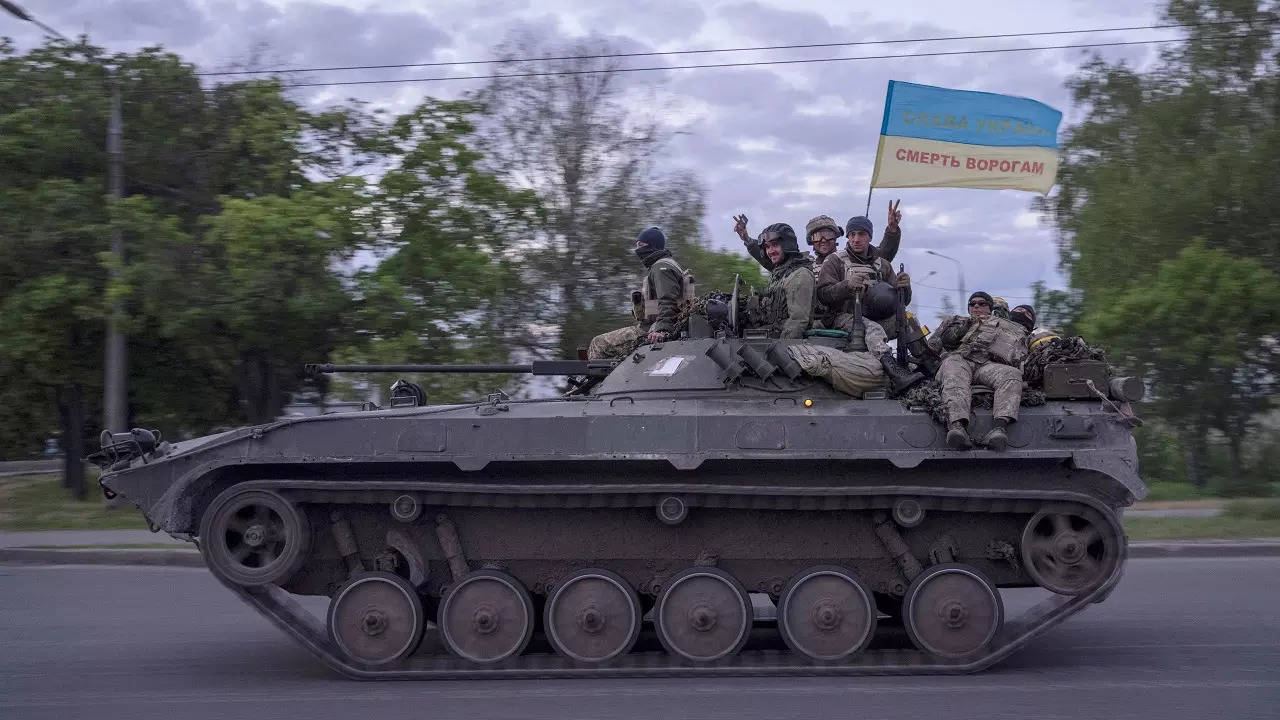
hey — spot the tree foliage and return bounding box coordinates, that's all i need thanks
[473,35,763,359]
[1081,243,1280,485]
[1041,0,1280,488]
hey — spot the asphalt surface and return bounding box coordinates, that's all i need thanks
[2,559,1278,720]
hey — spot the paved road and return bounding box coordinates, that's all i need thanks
[0,530,188,547]
[2,559,1277,720]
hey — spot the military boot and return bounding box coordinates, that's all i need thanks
[913,351,942,378]
[878,351,925,394]
[946,420,972,450]
[982,418,1010,451]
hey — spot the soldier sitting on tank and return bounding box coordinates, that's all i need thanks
[928,292,1031,451]
[731,223,893,399]
[587,227,685,360]
[813,217,927,390]
[745,223,814,338]
[991,296,1010,319]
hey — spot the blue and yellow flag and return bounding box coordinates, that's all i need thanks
[869,81,1062,194]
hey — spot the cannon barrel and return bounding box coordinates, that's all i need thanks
[306,361,617,377]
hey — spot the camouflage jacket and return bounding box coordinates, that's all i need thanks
[637,250,685,336]
[928,314,1029,367]
[814,247,908,326]
[752,256,815,339]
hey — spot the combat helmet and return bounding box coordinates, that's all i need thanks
[804,215,841,245]
[862,281,900,321]
[759,223,801,256]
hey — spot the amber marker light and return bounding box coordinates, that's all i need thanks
[804,399,813,407]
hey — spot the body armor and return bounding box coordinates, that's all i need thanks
[959,316,1029,367]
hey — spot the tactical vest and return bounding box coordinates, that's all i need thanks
[754,259,808,336]
[641,257,695,324]
[838,251,892,290]
[959,316,1029,366]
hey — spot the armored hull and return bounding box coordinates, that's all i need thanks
[98,338,1144,677]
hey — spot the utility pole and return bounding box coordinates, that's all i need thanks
[925,250,967,310]
[104,69,127,433]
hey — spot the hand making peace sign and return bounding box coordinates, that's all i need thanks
[886,199,902,232]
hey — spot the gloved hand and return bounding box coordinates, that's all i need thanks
[939,318,971,350]
[845,272,869,291]
[895,271,911,289]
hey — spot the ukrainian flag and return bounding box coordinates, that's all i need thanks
[869,81,1062,194]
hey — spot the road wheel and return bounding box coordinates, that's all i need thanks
[327,571,424,666]
[200,487,309,586]
[902,563,1002,660]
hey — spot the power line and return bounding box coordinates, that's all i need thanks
[194,19,1267,77]
[272,31,1279,90]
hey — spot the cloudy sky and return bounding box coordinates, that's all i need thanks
[4,0,1174,322]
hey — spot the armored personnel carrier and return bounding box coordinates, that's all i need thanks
[93,328,1145,679]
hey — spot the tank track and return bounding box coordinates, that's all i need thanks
[198,480,1126,679]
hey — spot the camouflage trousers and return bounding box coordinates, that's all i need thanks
[938,354,1023,423]
[788,343,885,398]
[828,314,892,354]
[587,325,646,360]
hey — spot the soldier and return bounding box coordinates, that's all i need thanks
[803,215,843,278]
[816,215,912,320]
[991,296,1010,319]
[747,223,814,338]
[1010,304,1037,333]
[929,291,1031,451]
[812,215,926,388]
[586,226,685,360]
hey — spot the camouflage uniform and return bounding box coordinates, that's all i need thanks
[787,343,885,397]
[588,250,685,360]
[751,256,815,339]
[815,247,907,329]
[931,315,1029,423]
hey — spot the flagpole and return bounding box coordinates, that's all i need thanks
[865,188,873,216]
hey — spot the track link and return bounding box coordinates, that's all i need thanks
[200,481,1127,679]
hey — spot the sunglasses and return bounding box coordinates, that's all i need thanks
[760,232,783,244]
[969,300,990,307]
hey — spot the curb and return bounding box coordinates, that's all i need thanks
[3,541,1280,568]
[1128,540,1280,558]
[0,548,203,567]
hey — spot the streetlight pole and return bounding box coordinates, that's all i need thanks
[0,0,65,39]
[104,71,126,435]
[925,250,966,310]
[2,1,128,436]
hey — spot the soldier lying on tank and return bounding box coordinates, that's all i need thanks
[587,227,686,360]
[1010,305,1037,335]
[745,223,815,338]
[928,291,1031,451]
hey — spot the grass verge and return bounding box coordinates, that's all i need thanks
[1124,499,1280,540]
[0,475,148,531]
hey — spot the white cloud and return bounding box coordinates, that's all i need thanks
[4,0,1157,299]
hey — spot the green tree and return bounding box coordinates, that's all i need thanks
[339,99,545,402]
[1081,243,1280,487]
[1040,0,1280,490]
[1041,0,1279,311]
[1028,280,1082,334]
